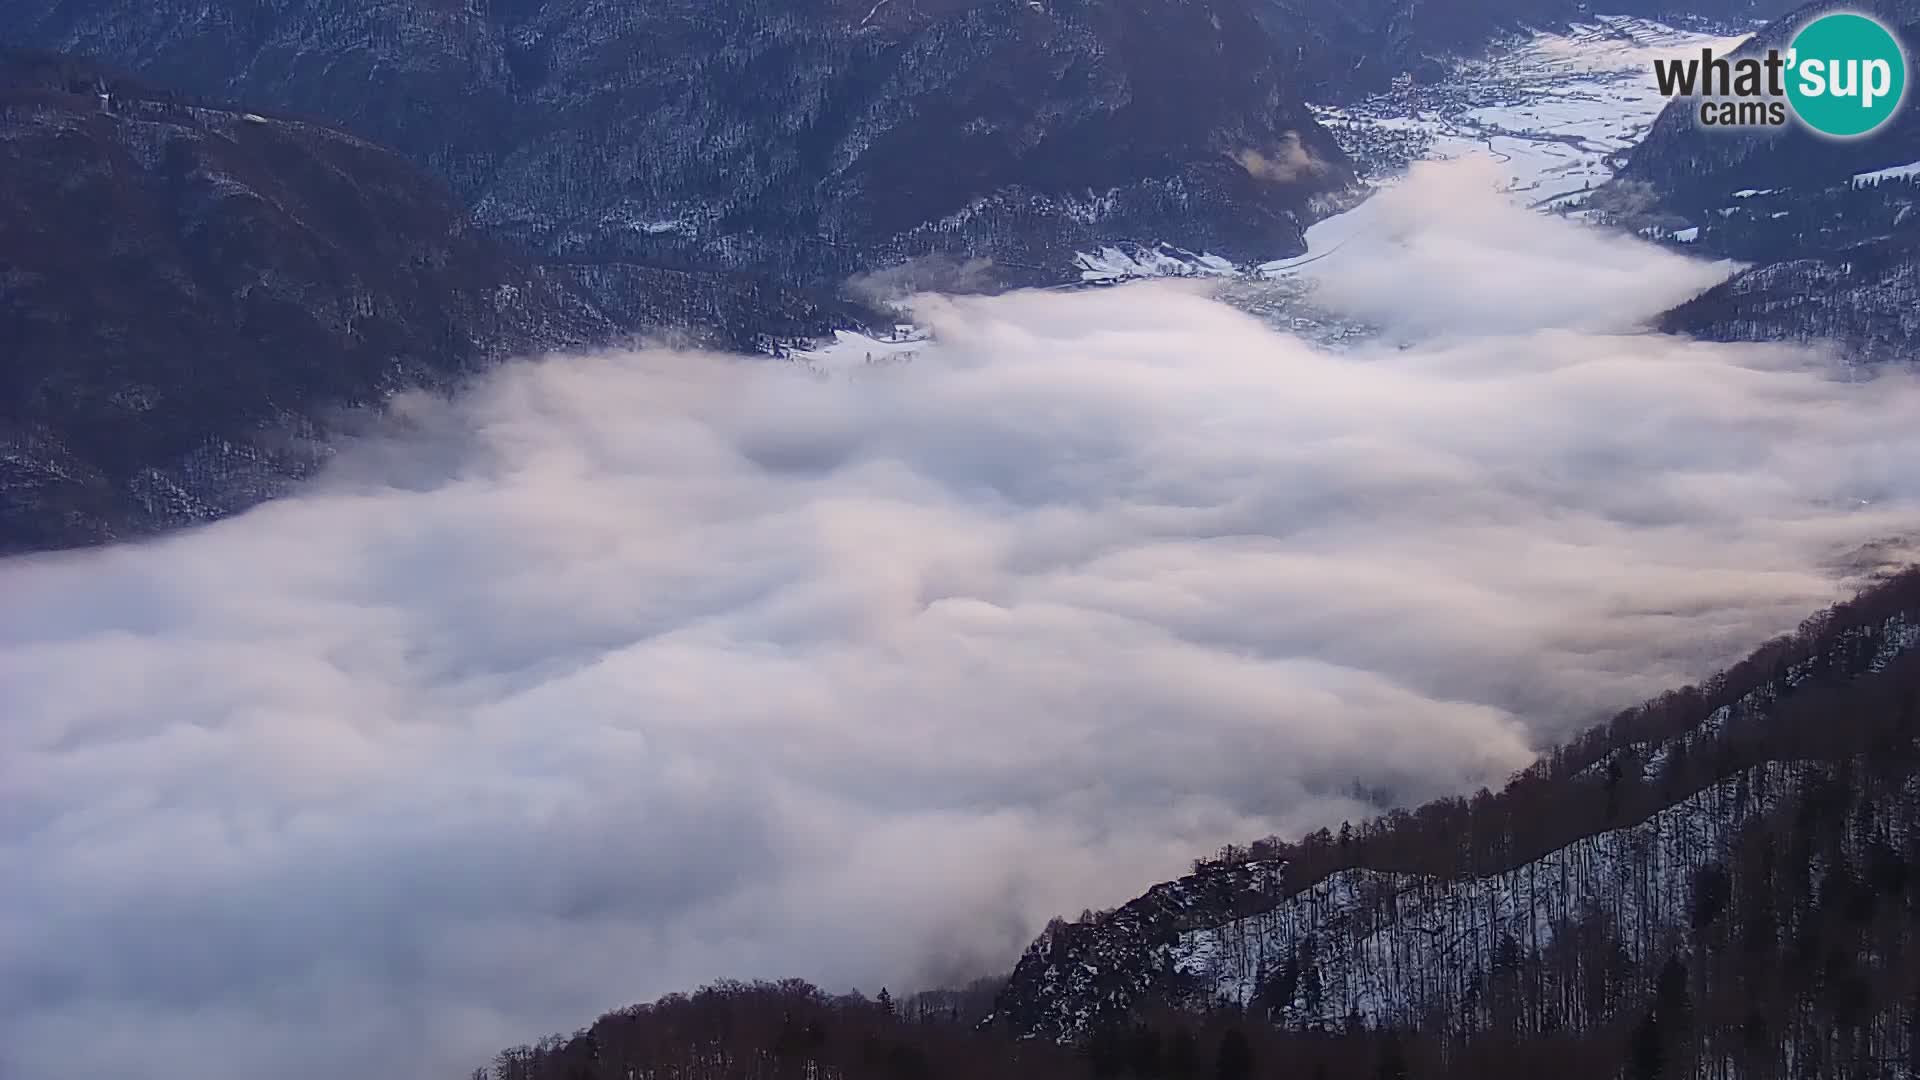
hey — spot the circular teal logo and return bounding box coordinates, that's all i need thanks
[1786,12,1908,138]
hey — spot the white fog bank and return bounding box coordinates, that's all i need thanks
[4,162,1917,1080]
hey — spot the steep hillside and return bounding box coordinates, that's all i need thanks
[1614,0,1920,360]
[549,260,891,354]
[0,51,615,552]
[0,0,1369,287]
[991,568,1920,1075]
[1618,0,1920,220]
[466,569,1920,1080]
[1657,196,1920,360]
[0,49,895,555]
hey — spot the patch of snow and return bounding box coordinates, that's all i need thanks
[1072,244,1239,284]
[785,327,930,373]
[1672,227,1699,242]
[1870,615,1920,672]
[1853,159,1920,187]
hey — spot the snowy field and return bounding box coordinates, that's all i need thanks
[1227,17,1751,343]
[801,16,1752,355]
[1072,16,1748,288]
[1855,159,1920,187]
[1315,16,1749,204]
[783,324,930,372]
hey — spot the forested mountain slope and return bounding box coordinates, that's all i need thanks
[1617,0,1920,359]
[0,50,895,554]
[0,0,1365,287]
[475,568,1920,1079]
[0,51,613,552]
[990,567,1920,1079]
[0,0,1814,293]
[1657,188,1920,361]
[1618,0,1920,222]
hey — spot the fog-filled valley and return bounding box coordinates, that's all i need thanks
[8,162,1920,1079]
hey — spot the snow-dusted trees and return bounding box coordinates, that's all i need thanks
[1000,569,1920,1078]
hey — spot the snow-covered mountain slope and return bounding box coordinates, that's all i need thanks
[991,578,1920,1045]
[1172,762,1814,1029]
[1171,618,1920,1033]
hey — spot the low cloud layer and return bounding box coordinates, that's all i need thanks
[847,252,998,304]
[1301,158,1734,336]
[6,162,1920,1080]
[1234,131,1333,184]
